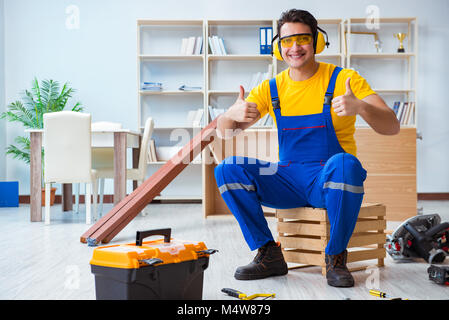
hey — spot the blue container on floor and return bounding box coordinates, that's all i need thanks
[0,181,19,207]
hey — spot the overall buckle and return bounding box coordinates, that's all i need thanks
[324,94,333,106]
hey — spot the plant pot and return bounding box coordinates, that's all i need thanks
[41,187,57,206]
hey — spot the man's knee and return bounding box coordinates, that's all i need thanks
[326,153,366,182]
[215,156,243,182]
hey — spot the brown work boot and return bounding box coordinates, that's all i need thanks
[325,250,354,287]
[234,242,288,280]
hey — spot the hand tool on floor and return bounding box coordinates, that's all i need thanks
[427,265,449,285]
[80,118,219,245]
[369,289,408,300]
[386,213,449,263]
[221,288,275,300]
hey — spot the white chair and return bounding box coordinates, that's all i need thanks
[94,117,154,217]
[74,121,123,215]
[43,111,97,225]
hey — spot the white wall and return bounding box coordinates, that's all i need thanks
[2,0,449,194]
[0,0,5,180]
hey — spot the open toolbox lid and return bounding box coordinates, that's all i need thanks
[90,228,217,269]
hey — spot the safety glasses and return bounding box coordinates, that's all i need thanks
[280,33,313,48]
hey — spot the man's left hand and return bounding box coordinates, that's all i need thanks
[331,78,360,116]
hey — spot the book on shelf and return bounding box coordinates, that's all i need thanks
[249,64,273,89]
[259,27,273,54]
[179,84,202,91]
[180,36,203,55]
[194,36,203,55]
[208,36,227,55]
[393,101,415,125]
[218,37,227,55]
[141,82,163,91]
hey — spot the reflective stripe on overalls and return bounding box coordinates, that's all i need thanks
[215,66,367,254]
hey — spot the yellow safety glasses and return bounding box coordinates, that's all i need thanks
[280,33,313,48]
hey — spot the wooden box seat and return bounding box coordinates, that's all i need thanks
[276,203,387,275]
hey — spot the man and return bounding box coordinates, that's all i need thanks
[214,9,399,287]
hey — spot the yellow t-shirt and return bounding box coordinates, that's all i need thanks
[246,62,376,157]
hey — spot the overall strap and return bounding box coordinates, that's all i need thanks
[323,66,342,112]
[269,78,280,110]
[269,77,282,123]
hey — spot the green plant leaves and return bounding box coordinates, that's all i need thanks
[0,77,83,165]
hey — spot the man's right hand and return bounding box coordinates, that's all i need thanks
[224,85,260,123]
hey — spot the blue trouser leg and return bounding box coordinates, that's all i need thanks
[311,153,367,255]
[214,156,308,251]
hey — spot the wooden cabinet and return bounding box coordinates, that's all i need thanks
[355,127,416,220]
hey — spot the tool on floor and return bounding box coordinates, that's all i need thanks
[221,288,275,300]
[81,118,219,245]
[427,265,449,285]
[369,289,408,300]
[386,213,449,263]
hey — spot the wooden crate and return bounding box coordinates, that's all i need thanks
[276,203,386,275]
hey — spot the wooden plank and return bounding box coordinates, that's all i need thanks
[282,249,324,266]
[278,235,325,251]
[277,221,326,236]
[80,118,218,244]
[358,203,386,218]
[276,207,327,221]
[347,248,386,263]
[276,203,385,221]
[347,232,386,248]
[353,219,386,233]
[101,135,214,243]
[30,131,42,222]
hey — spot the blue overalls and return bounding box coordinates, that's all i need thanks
[215,67,367,255]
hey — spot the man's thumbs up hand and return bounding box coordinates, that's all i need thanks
[237,85,246,101]
[332,77,360,117]
[345,77,355,96]
[225,85,260,123]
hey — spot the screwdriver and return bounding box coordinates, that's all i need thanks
[369,289,408,300]
[221,288,275,300]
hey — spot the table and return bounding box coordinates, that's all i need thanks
[27,129,141,222]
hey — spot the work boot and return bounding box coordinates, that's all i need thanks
[325,250,354,287]
[234,242,288,280]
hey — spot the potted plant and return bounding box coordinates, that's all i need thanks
[0,78,83,205]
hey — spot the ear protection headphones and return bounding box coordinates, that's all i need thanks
[271,26,330,61]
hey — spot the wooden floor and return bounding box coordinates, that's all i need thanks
[0,200,448,300]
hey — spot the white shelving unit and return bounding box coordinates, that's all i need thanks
[346,17,418,220]
[205,19,276,130]
[137,19,206,200]
[137,18,417,210]
[346,17,418,128]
